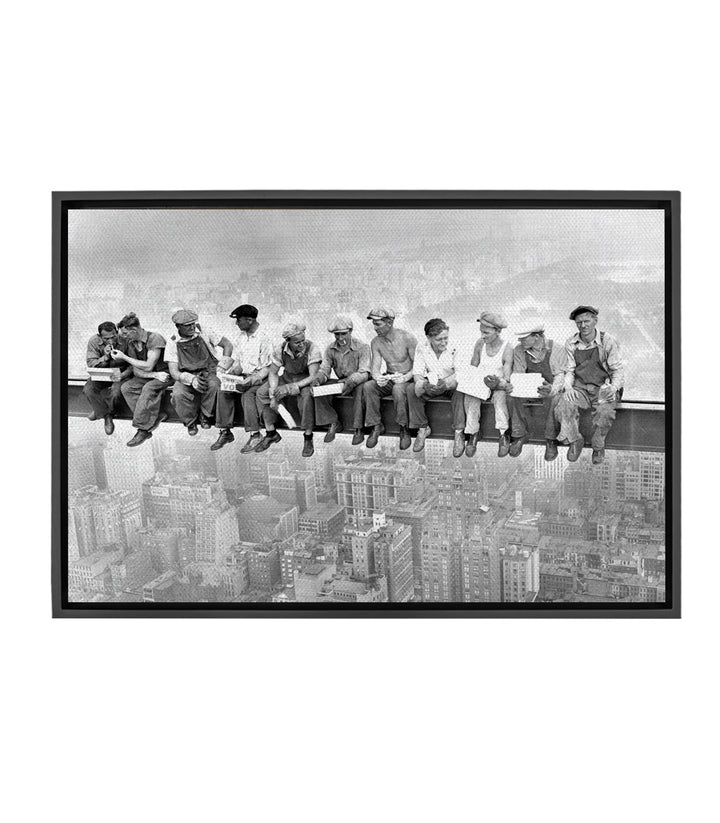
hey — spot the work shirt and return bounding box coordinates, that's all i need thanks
[229,325,272,376]
[319,336,371,381]
[86,335,128,369]
[563,330,624,390]
[512,338,567,391]
[165,326,223,364]
[127,329,169,373]
[271,340,323,370]
[413,341,458,382]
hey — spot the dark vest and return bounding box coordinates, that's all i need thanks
[574,332,610,389]
[521,340,555,384]
[281,341,314,382]
[175,335,217,374]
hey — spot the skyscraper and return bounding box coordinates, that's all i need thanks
[334,456,425,522]
[374,520,414,602]
[195,503,240,564]
[499,545,540,602]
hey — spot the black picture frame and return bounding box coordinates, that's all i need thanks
[52,190,680,618]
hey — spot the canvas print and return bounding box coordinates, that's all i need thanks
[63,203,669,609]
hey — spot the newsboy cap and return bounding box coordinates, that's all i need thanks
[477,311,507,329]
[281,321,307,340]
[367,307,396,320]
[229,304,258,319]
[171,309,199,325]
[328,314,354,333]
[569,305,599,320]
[516,321,545,339]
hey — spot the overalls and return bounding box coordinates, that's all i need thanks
[170,335,221,427]
[557,336,619,449]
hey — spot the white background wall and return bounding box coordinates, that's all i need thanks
[4,2,710,822]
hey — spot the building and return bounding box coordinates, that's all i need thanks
[539,514,585,540]
[498,511,542,549]
[539,564,577,599]
[236,494,299,543]
[69,548,123,594]
[374,520,414,602]
[499,545,540,602]
[195,503,240,564]
[294,562,336,602]
[247,543,282,592]
[68,445,97,493]
[137,526,184,572]
[334,456,425,522]
[533,445,567,481]
[269,467,317,513]
[142,473,227,528]
[299,501,345,538]
[103,438,155,499]
[68,486,143,558]
[143,571,182,602]
[383,496,437,598]
[459,518,502,603]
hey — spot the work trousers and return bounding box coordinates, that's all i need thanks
[216,381,264,432]
[121,377,171,432]
[83,379,125,418]
[363,379,411,428]
[555,385,617,449]
[171,374,221,427]
[407,386,466,431]
[314,381,365,430]
[507,395,559,440]
[461,390,509,435]
[257,381,315,431]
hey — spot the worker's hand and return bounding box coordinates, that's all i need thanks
[217,356,233,373]
[103,344,114,356]
[390,372,407,384]
[484,374,501,390]
[427,382,445,397]
[564,386,579,404]
[443,375,458,391]
[274,384,289,400]
[599,384,617,403]
[537,381,552,397]
[414,381,426,398]
[286,382,301,396]
[110,349,126,361]
[375,375,390,387]
[502,381,514,395]
[310,374,325,387]
[269,395,279,410]
[340,378,357,395]
[155,372,170,383]
[191,374,209,392]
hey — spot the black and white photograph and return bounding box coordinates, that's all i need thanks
[57,194,676,614]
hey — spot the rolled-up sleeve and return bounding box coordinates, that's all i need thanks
[319,345,335,379]
[270,343,284,368]
[86,336,106,368]
[603,334,625,390]
[164,336,178,363]
[413,345,429,377]
[307,342,323,365]
[257,336,272,370]
[511,345,527,374]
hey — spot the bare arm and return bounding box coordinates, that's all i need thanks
[370,339,386,384]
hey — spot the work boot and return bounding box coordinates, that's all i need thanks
[127,429,152,447]
[413,426,431,452]
[498,432,511,458]
[210,429,235,451]
[199,415,212,429]
[351,429,365,446]
[324,420,342,443]
[465,432,479,458]
[88,411,98,422]
[187,421,199,436]
[254,431,282,452]
[302,434,314,457]
[399,426,412,450]
[453,430,465,458]
[509,435,528,457]
[567,437,584,462]
[104,415,115,436]
[240,432,263,453]
[366,424,385,449]
[544,439,559,462]
[592,448,605,465]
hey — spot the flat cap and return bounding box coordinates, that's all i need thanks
[281,321,306,340]
[230,304,258,319]
[328,314,354,333]
[171,309,198,325]
[516,321,545,339]
[367,307,395,320]
[569,305,599,320]
[477,311,507,329]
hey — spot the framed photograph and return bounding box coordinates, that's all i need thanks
[52,191,680,618]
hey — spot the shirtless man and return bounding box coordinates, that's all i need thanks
[362,307,418,450]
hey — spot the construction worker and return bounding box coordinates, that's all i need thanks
[463,312,514,458]
[410,318,466,456]
[311,314,371,445]
[213,304,272,453]
[555,305,624,465]
[83,321,132,435]
[362,308,418,450]
[112,313,172,447]
[506,320,566,459]
[255,321,323,457]
[165,309,233,438]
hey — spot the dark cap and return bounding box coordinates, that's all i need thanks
[569,305,599,320]
[230,304,258,319]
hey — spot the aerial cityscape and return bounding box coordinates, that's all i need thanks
[67,208,666,605]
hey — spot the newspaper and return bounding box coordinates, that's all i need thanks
[312,382,345,397]
[455,365,490,400]
[277,403,298,428]
[88,367,122,382]
[510,373,544,398]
